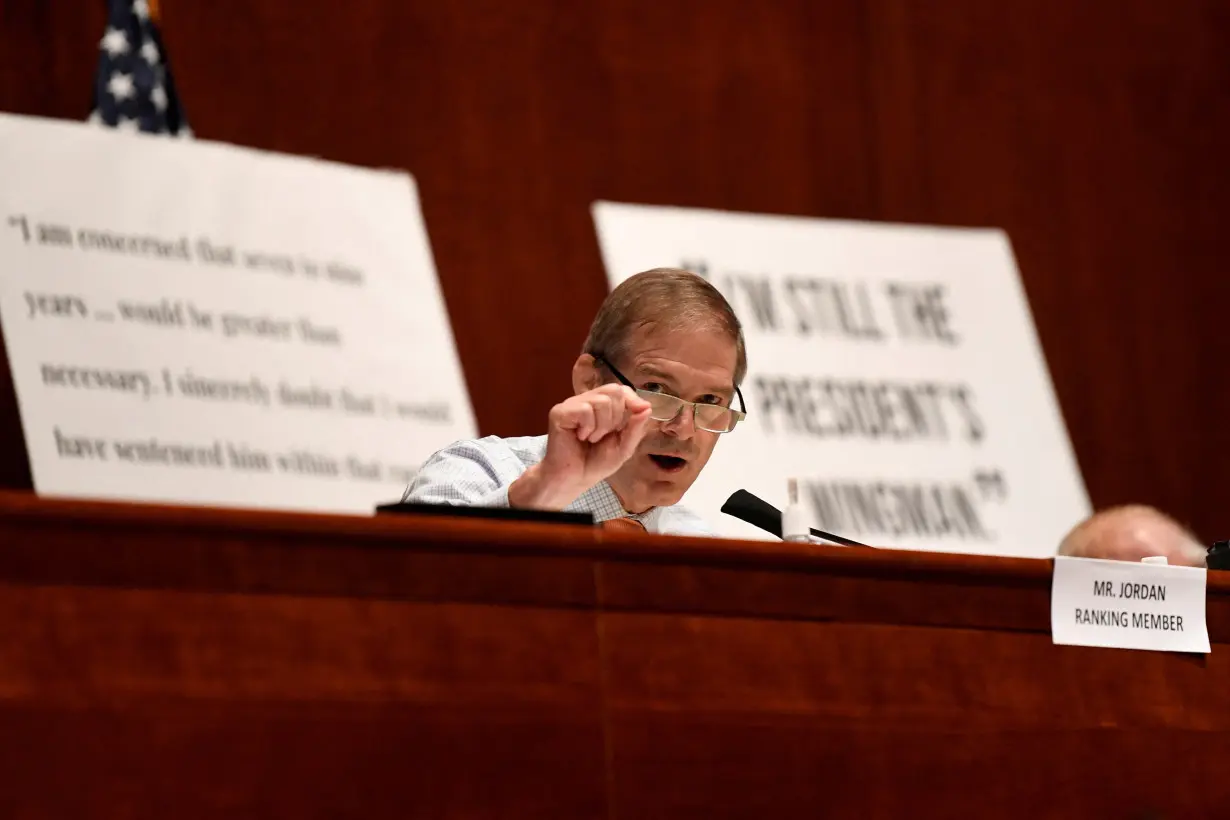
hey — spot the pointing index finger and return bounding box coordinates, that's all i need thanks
[623,387,651,413]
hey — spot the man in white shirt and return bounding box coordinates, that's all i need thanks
[403,267,747,535]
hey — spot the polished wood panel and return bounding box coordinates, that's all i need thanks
[0,495,610,819]
[866,0,1230,538]
[1,492,1229,817]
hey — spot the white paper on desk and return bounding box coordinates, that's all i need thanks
[1051,556,1210,653]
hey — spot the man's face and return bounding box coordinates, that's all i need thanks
[602,326,739,513]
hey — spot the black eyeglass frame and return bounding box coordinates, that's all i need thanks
[591,353,747,433]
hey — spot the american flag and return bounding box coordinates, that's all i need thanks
[88,0,191,137]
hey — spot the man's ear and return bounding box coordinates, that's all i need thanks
[572,354,600,395]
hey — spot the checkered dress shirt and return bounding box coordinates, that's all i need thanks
[402,435,713,536]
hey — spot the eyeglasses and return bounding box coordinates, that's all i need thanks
[592,353,746,434]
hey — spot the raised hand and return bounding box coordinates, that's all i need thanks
[509,384,653,510]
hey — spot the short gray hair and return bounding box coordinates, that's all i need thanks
[583,267,747,384]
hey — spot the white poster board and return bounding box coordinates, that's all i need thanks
[0,112,476,515]
[593,201,1090,557]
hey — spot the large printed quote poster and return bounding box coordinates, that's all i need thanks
[593,201,1091,557]
[0,113,476,514]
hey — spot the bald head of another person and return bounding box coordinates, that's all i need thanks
[1058,505,1207,567]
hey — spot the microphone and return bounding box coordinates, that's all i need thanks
[721,489,869,547]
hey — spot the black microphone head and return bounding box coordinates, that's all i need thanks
[721,489,783,538]
[723,488,871,548]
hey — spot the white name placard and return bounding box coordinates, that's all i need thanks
[1051,557,1210,653]
[0,113,476,514]
[593,201,1091,557]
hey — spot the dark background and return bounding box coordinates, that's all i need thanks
[2,0,1227,541]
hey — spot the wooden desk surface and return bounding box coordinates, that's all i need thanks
[0,492,1225,818]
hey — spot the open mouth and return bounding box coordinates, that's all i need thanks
[648,454,688,473]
